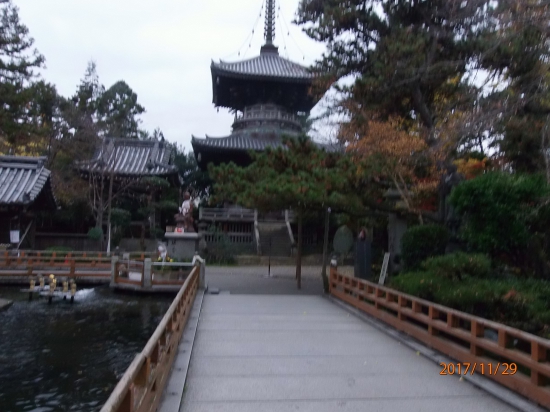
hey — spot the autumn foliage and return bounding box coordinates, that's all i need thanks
[339,110,442,221]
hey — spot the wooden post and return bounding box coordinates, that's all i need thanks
[471,320,484,355]
[320,207,331,293]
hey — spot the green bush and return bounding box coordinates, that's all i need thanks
[421,252,491,280]
[390,273,550,338]
[390,271,451,301]
[449,172,546,256]
[87,227,103,241]
[45,246,72,252]
[401,224,449,270]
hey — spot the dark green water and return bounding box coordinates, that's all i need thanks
[0,286,173,412]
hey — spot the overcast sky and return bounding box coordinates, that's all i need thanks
[15,0,328,152]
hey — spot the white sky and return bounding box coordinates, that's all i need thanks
[15,0,327,152]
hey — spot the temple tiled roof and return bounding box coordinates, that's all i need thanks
[191,134,341,153]
[0,156,55,206]
[78,138,178,177]
[211,51,313,82]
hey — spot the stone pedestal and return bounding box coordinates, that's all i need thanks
[387,213,408,274]
[354,238,372,280]
[165,232,201,261]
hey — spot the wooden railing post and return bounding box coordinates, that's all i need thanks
[428,306,439,336]
[470,320,484,356]
[143,259,152,289]
[110,256,120,286]
[531,342,547,386]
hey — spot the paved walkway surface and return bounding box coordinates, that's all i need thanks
[204,265,333,295]
[180,291,518,411]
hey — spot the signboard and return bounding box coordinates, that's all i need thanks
[379,253,390,285]
[10,230,20,244]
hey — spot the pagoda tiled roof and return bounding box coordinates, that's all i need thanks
[191,133,341,153]
[0,156,55,206]
[211,51,314,82]
[78,138,178,177]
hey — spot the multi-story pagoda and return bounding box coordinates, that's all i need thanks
[191,0,328,257]
[191,0,318,169]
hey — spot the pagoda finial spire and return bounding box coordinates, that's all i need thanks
[264,0,276,44]
[261,0,278,54]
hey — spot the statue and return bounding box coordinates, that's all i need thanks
[174,191,195,233]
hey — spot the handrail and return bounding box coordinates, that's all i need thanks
[101,264,200,412]
[329,266,550,408]
[199,207,255,221]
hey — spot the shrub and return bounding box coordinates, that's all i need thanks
[401,224,449,270]
[391,273,550,338]
[87,227,103,241]
[421,252,491,280]
[45,246,72,252]
[390,271,451,301]
[449,172,546,256]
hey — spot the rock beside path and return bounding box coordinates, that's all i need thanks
[0,298,13,312]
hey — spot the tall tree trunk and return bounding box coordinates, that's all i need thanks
[321,207,330,293]
[296,208,303,290]
[542,114,550,185]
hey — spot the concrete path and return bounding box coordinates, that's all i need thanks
[204,265,325,295]
[180,294,518,412]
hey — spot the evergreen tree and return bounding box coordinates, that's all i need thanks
[97,80,145,138]
[0,0,45,149]
[295,0,492,142]
[209,137,363,289]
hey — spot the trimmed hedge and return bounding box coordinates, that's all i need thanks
[390,274,550,338]
[421,252,491,280]
[401,224,449,270]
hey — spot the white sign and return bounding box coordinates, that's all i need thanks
[379,253,390,285]
[10,230,20,244]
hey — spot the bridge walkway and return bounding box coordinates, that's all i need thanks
[160,266,518,412]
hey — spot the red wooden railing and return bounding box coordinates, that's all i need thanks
[329,266,550,408]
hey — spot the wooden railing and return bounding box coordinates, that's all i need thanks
[199,207,255,221]
[113,260,145,287]
[1,250,154,260]
[100,264,200,412]
[329,266,550,408]
[0,251,155,280]
[202,232,253,244]
[113,259,197,288]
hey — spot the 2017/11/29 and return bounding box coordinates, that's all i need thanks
[439,362,517,375]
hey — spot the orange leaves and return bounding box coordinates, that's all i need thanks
[453,157,488,180]
[339,109,443,217]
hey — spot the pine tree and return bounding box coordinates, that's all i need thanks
[209,136,363,289]
[0,0,45,149]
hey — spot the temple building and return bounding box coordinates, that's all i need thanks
[78,137,180,250]
[192,0,328,256]
[0,156,57,249]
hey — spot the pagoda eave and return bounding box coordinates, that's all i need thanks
[211,65,314,84]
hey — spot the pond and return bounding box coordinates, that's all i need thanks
[0,285,173,412]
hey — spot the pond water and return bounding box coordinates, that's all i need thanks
[0,286,173,412]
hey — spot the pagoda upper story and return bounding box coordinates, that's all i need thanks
[210,0,315,113]
[192,0,325,170]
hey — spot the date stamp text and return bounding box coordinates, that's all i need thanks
[440,362,517,376]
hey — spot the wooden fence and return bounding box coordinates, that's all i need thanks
[100,264,199,412]
[329,266,550,408]
[112,259,197,289]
